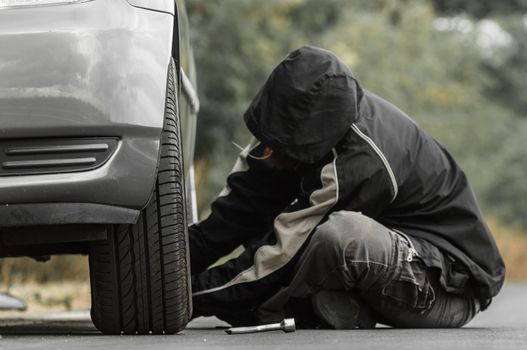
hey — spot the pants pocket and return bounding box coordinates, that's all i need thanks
[382,259,435,312]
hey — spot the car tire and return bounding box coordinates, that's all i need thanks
[89,58,192,335]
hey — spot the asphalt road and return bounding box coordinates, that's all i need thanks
[0,283,526,350]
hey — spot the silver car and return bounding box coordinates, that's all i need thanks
[0,0,199,334]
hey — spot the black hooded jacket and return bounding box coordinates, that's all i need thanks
[189,46,505,319]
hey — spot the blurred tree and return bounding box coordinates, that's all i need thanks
[430,1,527,119]
[427,2,527,226]
[432,0,527,18]
[483,17,527,118]
[483,121,527,229]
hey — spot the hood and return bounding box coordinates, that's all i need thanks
[244,46,362,164]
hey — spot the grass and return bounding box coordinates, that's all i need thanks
[0,255,89,286]
[487,218,527,281]
[0,255,90,313]
[8,281,91,312]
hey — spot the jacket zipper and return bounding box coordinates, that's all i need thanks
[393,229,418,262]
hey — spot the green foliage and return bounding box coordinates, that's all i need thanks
[33,291,73,310]
[483,122,527,228]
[432,0,527,18]
[187,0,527,228]
[484,16,527,117]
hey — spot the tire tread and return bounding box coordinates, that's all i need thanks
[89,58,191,335]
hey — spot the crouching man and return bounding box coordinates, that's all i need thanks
[188,46,505,328]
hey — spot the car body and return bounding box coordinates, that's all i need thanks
[0,0,198,228]
[0,0,198,334]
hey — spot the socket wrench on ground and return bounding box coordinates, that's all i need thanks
[225,318,296,334]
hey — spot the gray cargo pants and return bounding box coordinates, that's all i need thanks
[257,211,480,328]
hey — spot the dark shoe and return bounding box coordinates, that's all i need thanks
[311,290,377,329]
[285,297,325,329]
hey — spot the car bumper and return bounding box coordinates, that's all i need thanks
[0,0,174,217]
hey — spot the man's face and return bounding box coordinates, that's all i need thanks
[260,147,299,171]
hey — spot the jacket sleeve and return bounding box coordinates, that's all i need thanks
[189,138,300,274]
[191,151,341,317]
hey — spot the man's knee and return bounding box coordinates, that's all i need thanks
[311,211,392,261]
[313,211,367,244]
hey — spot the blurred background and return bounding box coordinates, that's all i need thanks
[1,0,526,311]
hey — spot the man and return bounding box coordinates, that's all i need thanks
[189,46,505,328]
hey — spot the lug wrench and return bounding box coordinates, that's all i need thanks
[225,318,296,334]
